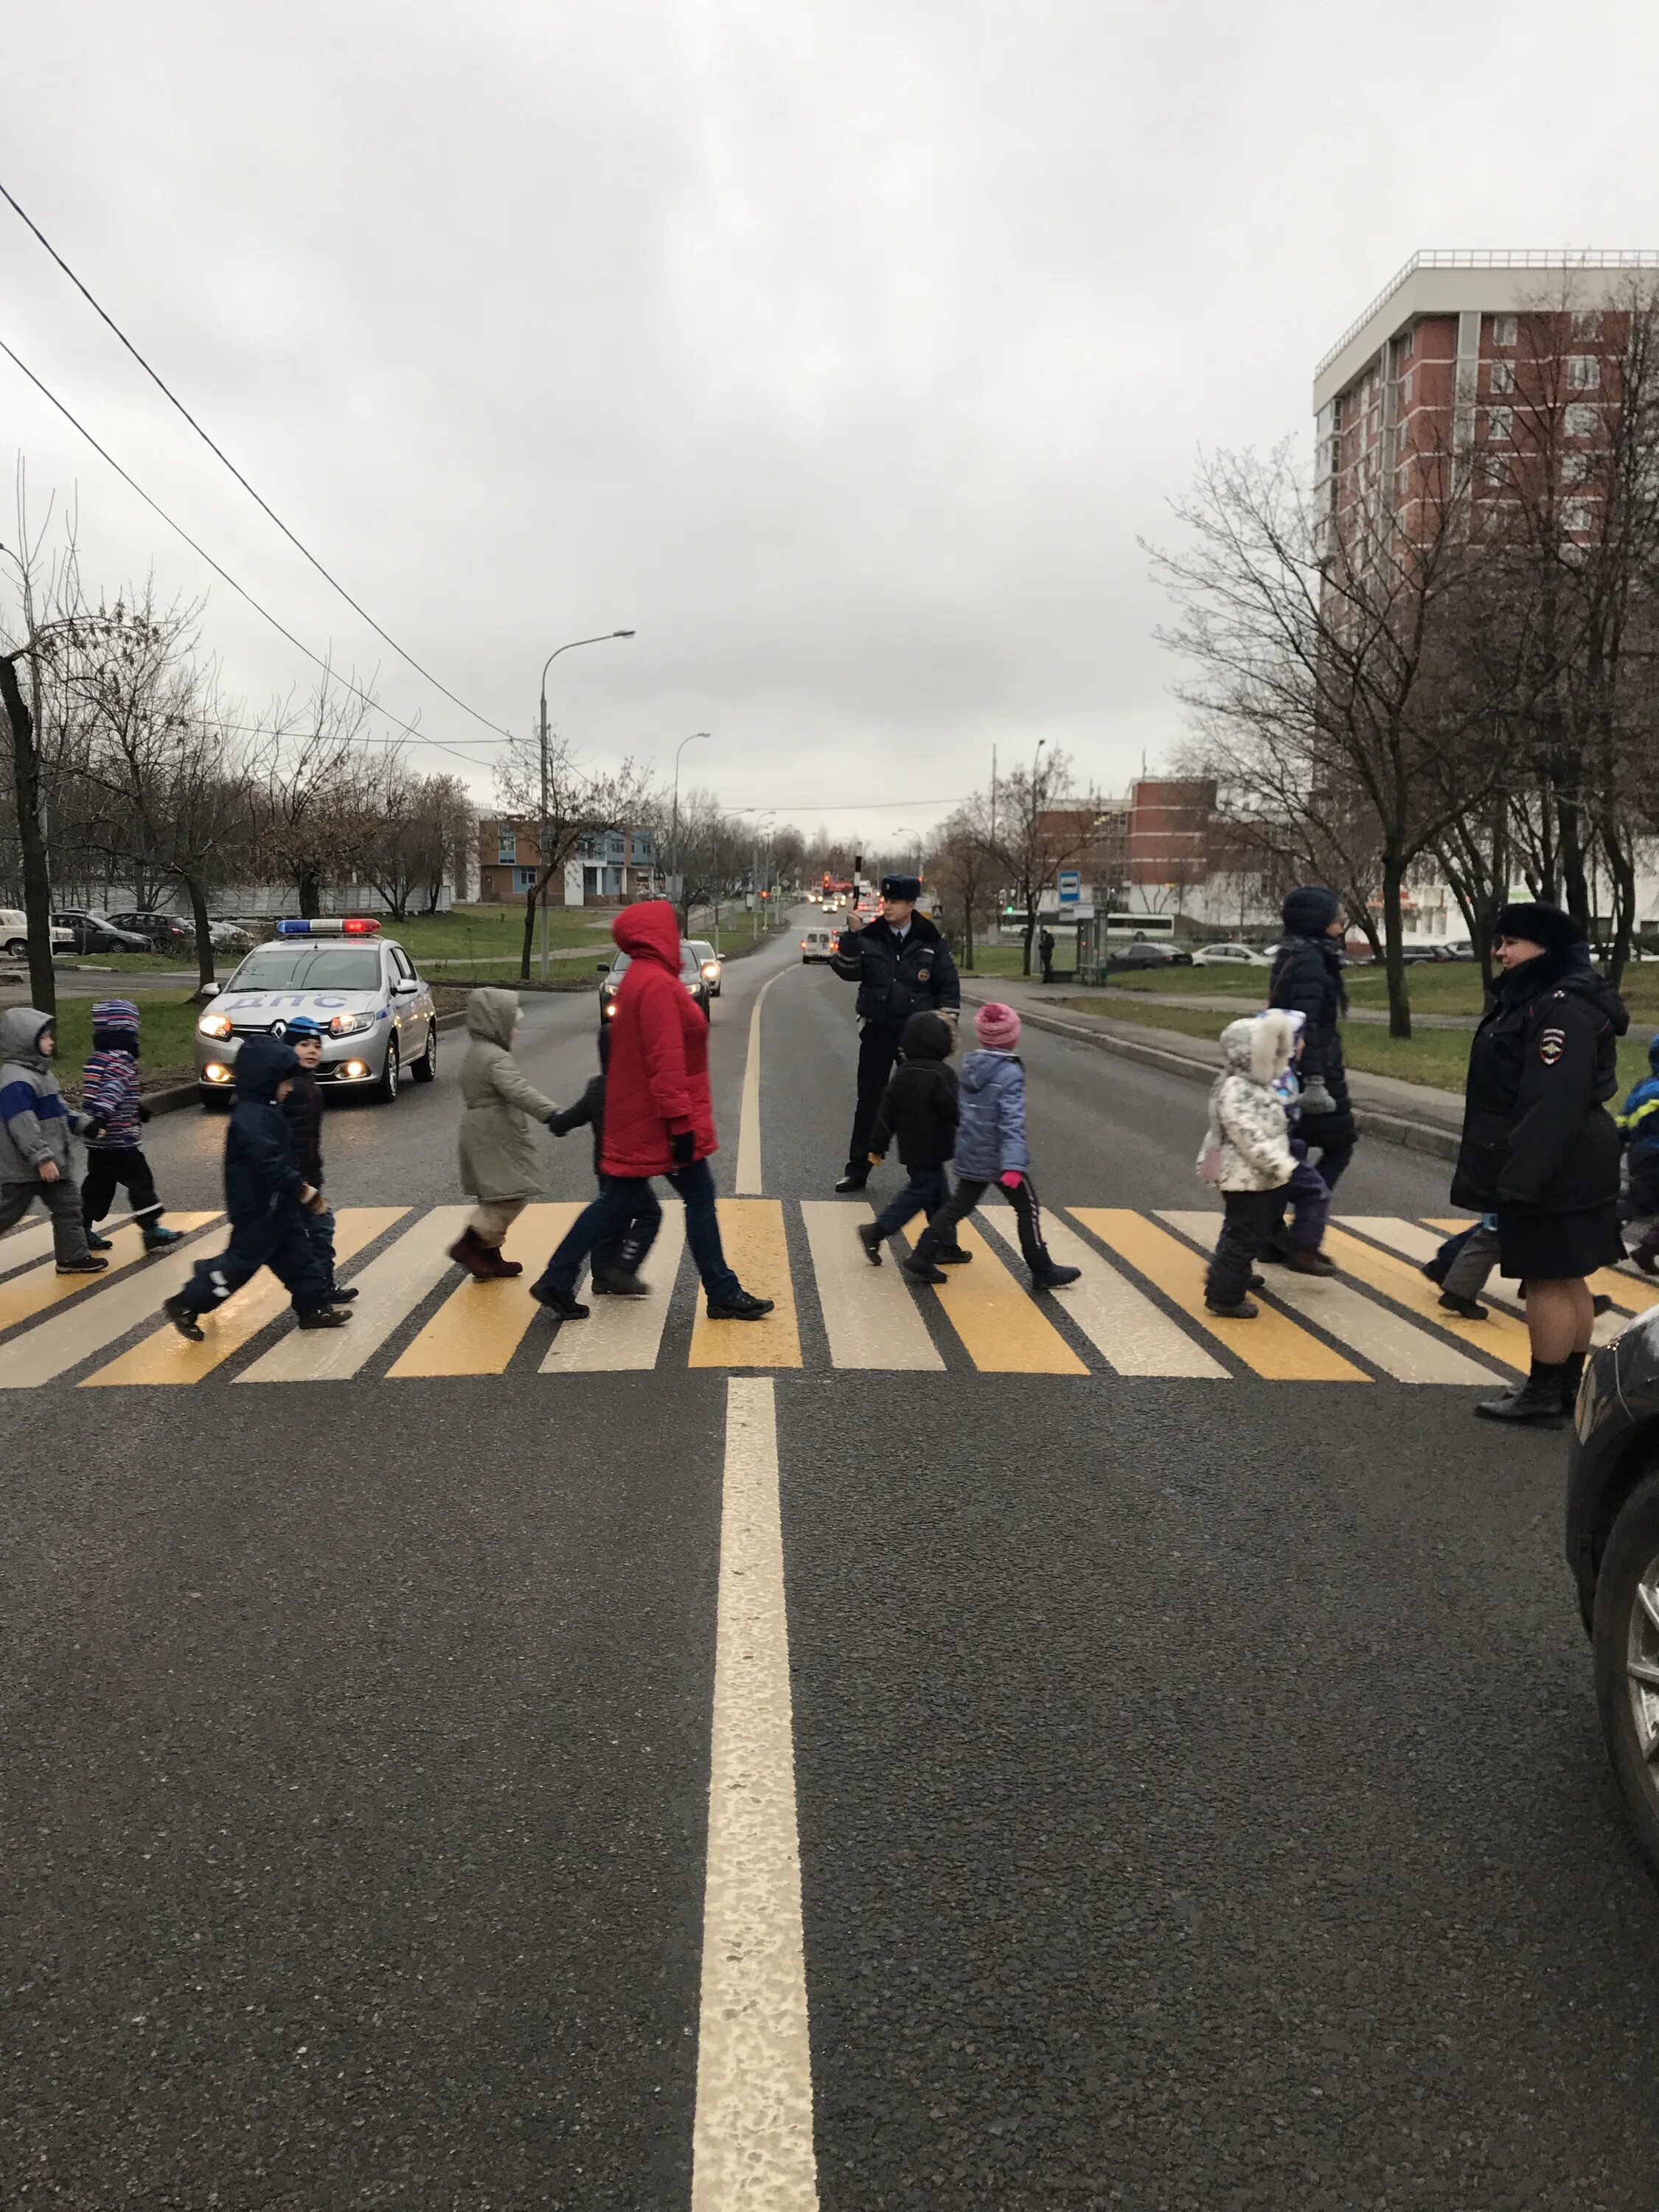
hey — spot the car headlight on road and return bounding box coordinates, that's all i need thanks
[202,1062,232,1084]
[602,999,619,1019]
[197,1012,233,1039]
[702,961,720,978]
[329,1012,375,1037]
[341,1059,370,1080]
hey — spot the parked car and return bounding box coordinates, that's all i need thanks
[1190,942,1272,969]
[105,909,198,956]
[50,909,147,955]
[597,941,712,1028]
[1565,1304,1659,1874]
[0,908,74,959]
[1110,942,1194,970]
[194,918,437,1104]
[801,926,837,964]
[207,918,256,953]
[688,938,723,997]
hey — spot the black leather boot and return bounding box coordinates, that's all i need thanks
[1559,1350,1587,1415]
[1474,1360,1570,1426]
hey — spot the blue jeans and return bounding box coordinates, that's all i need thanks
[304,1200,337,1287]
[872,1164,949,1240]
[535,1158,739,1302]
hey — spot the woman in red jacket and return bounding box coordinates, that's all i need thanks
[530,900,773,1321]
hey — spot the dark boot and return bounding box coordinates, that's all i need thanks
[1560,1349,1588,1414]
[902,1253,947,1286]
[1206,1296,1259,1318]
[162,1293,204,1342]
[1287,1248,1336,1277]
[856,1222,883,1266]
[1633,1238,1659,1279]
[141,1222,184,1251]
[1032,1262,1081,1290]
[531,1280,589,1320]
[478,1245,523,1278]
[706,1288,775,1320]
[835,1172,869,1194]
[592,1265,649,1297]
[1474,1360,1570,1426]
[1439,1290,1488,1320]
[936,1244,973,1265]
[448,1226,494,1279]
[296,1306,352,1330]
[326,1284,360,1302]
[84,1225,113,1251]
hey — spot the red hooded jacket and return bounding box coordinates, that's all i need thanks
[599,900,717,1176]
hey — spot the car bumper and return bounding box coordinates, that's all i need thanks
[195,1033,389,1089]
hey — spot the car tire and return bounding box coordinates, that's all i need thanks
[411,1021,437,1082]
[376,1038,400,1103]
[3,938,25,959]
[1592,1467,1659,1873]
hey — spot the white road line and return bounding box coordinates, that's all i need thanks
[0,1221,56,1279]
[1340,1214,1630,1350]
[800,1199,943,1369]
[236,1206,472,1382]
[0,1219,223,1388]
[1158,1211,1502,1383]
[539,1210,687,1371]
[984,1207,1227,1377]
[734,970,788,1197]
[692,1378,818,2212]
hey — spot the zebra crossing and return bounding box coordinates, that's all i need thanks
[3,1198,1657,1391]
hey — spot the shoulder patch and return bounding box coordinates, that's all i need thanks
[1540,1026,1566,1066]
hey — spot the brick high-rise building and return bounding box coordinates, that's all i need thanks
[1313,249,1659,544]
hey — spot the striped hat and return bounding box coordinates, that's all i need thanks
[91,998,140,1037]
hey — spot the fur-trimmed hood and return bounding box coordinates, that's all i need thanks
[1219,1009,1297,1086]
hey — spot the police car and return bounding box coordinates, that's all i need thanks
[194,919,438,1105]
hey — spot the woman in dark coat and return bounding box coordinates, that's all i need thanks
[1267,886,1355,1259]
[1453,901,1628,1426]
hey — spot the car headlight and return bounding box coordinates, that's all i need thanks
[602,1001,619,1018]
[197,1012,233,1039]
[702,961,720,978]
[329,1012,376,1037]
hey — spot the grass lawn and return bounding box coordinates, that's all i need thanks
[37,996,206,1095]
[1091,956,1659,1020]
[1050,994,1655,1099]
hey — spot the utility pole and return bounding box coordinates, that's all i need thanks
[670,731,709,931]
[535,630,635,983]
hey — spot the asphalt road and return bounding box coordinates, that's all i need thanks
[5,911,1659,2209]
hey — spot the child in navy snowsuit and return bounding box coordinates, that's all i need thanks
[163,1034,347,1339]
[903,1001,1079,1292]
[279,1015,355,1304]
[858,1010,962,1262]
[546,1030,664,1291]
[80,998,183,1253]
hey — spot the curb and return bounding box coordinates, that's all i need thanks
[959,992,1463,1165]
[132,1008,472,1118]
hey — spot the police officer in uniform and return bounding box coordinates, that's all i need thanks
[831,874,960,1192]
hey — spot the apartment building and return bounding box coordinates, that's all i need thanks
[476,820,660,906]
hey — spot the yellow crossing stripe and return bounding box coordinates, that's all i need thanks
[983,1207,1226,1378]
[83,1209,410,1387]
[800,1201,943,1371]
[688,1200,802,1368]
[1349,1217,1628,1351]
[389,1204,582,1377]
[237,1206,472,1383]
[1158,1212,1499,1385]
[1071,1209,1366,1381]
[0,1215,219,1339]
[1420,1216,1659,1317]
[919,1217,1088,1375]
[1318,1224,1531,1372]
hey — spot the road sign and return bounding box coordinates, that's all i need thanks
[1057,870,1082,906]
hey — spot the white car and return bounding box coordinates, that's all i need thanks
[688,938,723,997]
[0,908,74,959]
[801,927,838,964]
[1191,942,1272,969]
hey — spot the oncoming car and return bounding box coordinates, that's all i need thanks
[688,939,723,997]
[597,942,712,1029]
[194,919,437,1105]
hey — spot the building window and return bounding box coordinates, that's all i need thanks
[1399,371,1413,408]
[1562,452,1592,485]
[1489,359,1515,394]
[513,866,538,894]
[1562,499,1594,535]
[1493,314,1517,348]
[1486,407,1513,444]
[1397,326,1414,363]
[1566,402,1599,438]
[1573,310,1603,340]
[1568,355,1600,390]
[498,828,516,865]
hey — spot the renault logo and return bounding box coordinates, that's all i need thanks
[270,1020,287,1037]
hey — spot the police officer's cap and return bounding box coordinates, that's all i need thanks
[880,874,922,902]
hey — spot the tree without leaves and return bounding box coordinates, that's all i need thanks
[493,729,653,980]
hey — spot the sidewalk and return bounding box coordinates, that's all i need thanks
[957,973,1464,1158]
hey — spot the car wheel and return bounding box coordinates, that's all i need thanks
[1593,1468,1659,1872]
[4,938,25,959]
[376,1037,401,1102]
[411,1020,437,1082]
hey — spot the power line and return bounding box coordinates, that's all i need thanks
[0,175,518,742]
[0,332,487,773]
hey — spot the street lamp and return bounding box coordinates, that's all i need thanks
[537,630,635,981]
[670,731,710,922]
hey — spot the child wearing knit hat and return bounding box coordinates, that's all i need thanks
[902,1002,1081,1292]
[80,998,183,1253]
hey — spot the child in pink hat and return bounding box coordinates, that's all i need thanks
[902,1002,1080,1292]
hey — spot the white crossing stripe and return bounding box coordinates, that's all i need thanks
[799,1200,944,1370]
[540,1210,688,1372]
[1340,1216,1630,1350]
[1158,1211,1502,1384]
[0,1217,223,1388]
[981,1208,1225,1377]
[0,1220,57,1278]
[236,1206,472,1382]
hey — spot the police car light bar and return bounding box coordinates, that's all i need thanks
[274,917,381,937]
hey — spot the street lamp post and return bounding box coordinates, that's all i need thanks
[670,731,709,928]
[536,630,635,981]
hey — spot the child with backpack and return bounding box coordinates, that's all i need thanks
[1197,1009,1298,1318]
[79,998,183,1254]
[0,1005,108,1273]
[858,1009,963,1264]
[902,1002,1080,1291]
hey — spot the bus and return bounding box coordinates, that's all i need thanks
[1102,911,1175,942]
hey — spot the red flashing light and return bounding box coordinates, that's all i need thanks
[341,917,380,935]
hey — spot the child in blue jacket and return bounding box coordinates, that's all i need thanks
[902,1001,1079,1292]
[80,998,183,1253]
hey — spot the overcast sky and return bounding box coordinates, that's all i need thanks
[7,1,1659,848]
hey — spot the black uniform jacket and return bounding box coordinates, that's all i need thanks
[1451,950,1628,1216]
[870,1058,959,1170]
[830,911,961,1028]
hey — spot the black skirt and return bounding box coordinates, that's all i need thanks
[1496,1203,1624,1282]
